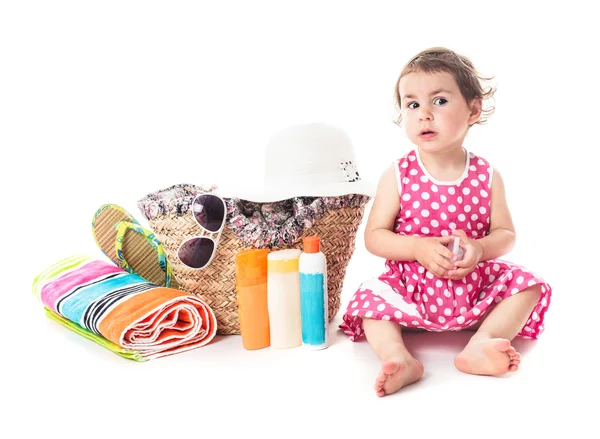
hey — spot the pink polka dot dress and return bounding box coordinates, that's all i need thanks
[339,149,551,340]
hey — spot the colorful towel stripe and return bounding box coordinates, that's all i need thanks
[33,255,217,361]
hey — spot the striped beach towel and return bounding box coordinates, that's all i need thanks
[33,255,217,361]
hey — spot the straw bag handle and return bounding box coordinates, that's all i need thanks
[114,221,173,288]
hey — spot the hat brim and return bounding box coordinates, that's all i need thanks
[219,179,376,202]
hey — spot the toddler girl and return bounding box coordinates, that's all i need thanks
[339,47,551,397]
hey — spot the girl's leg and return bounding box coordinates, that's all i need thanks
[362,318,424,396]
[454,285,542,376]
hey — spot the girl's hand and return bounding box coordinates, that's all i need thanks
[446,229,484,280]
[413,236,456,278]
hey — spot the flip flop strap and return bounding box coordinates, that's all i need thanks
[114,221,172,288]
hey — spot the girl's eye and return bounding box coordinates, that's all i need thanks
[434,97,448,105]
[407,102,419,109]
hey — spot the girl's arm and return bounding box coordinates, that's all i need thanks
[478,169,516,261]
[364,165,420,261]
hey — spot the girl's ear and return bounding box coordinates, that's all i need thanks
[468,98,483,126]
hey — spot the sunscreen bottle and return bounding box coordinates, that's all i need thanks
[299,236,328,350]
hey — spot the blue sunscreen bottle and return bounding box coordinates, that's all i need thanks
[299,236,328,350]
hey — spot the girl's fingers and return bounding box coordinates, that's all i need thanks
[436,243,455,261]
[452,229,468,239]
[439,236,455,245]
[454,244,477,267]
[447,265,474,279]
[430,262,449,278]
[435,254,455,271]
[453,257,473,268]
[452,230,470,249]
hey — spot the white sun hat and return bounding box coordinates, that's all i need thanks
[223,122,375,202]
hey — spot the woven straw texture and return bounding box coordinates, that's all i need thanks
[147,204,367,335]
[93,206,176,289]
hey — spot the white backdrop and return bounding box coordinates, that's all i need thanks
[1,1,598,437]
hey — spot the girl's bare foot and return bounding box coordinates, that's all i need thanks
[374,357,424,397]
[454,337,520,376]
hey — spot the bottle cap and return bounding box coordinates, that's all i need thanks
[236,248,269,287]
[302,236,321,253]
[267,249,301,273]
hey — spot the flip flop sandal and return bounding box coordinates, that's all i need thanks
[92,204,175,288]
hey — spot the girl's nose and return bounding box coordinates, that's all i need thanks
[419,106,433,121]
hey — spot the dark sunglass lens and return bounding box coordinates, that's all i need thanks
[192,195,225,232]
[177,237,215,269]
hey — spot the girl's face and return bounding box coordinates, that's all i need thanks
[399,71,481,153]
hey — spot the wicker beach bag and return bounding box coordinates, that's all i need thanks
[138,184,370,335]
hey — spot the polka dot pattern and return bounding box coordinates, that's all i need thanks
[396,151,492,239]
[339,150,552,342]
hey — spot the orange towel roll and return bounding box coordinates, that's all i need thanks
[235,248,270,350]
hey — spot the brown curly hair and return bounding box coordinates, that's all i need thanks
[394,47,496,127]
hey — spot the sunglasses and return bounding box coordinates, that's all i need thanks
[177,193,227,270]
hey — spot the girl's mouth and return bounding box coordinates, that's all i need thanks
[419,131,437,140]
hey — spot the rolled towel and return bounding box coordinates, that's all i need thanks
[33,255,217,361]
